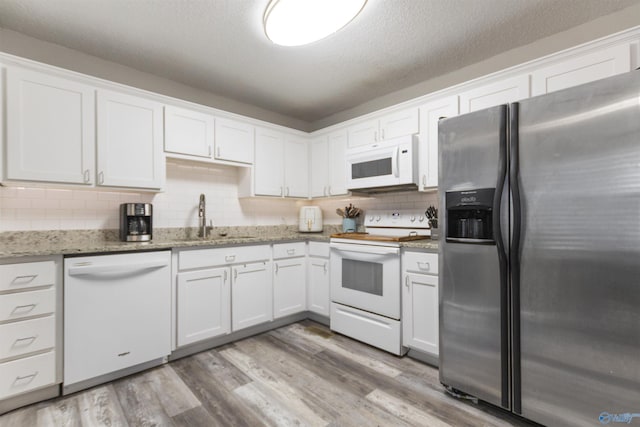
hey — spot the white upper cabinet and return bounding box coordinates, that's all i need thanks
[252,127,308,198]
[283,135,309,198]
[254,127,285,197]
[96,90,165,190]
[310,136,330,198]
[310,130,349,198]
[164,105,214,158]
[347,107,419,148]
[215,117,254,164]
[418,95,459,190]
[459,75,530,114]
[6,67,95,185]
[531,44,631,96]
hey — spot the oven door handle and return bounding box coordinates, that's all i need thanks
[330,243,400,256]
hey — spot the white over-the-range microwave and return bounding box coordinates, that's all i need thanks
[346,134,419,193]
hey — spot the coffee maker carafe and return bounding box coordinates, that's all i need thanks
[120,203,153,242]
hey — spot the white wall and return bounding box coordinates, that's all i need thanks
[0,160,438,231]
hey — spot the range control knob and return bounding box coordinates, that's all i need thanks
[368,216,374,222]
[419,216,425,222]
[375,216,381,222]
[410,216,416,222]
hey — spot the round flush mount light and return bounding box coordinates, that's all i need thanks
[264,0,367,47]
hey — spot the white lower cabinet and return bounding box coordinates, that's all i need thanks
[307,242,330,316]
[176,267,230,347]
[0,257,60,406]
[273,243,306,319]
[402,251,439,356]
[232,261,273,331]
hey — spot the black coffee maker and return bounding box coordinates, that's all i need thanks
[119,203,152,242]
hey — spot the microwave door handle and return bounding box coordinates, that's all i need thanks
[392,146,399,177]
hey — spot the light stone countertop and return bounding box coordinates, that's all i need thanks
[0,225,438,259]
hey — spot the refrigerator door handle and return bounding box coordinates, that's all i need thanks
[510,102,522,414]
[493,104,510,409]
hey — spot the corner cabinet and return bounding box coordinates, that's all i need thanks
[96,90,165,190]
[248,127,308,198]
[5,67,95,185]
[402,251,439,356]
[310,130,348,198]
[418,96,459,190]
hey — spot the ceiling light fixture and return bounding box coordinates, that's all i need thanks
[264,0,367,47]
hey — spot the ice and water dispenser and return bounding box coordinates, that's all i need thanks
[445,188,494,243]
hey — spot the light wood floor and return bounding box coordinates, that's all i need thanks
[0,320,535,426]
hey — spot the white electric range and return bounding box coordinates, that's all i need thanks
[329,209,431,355]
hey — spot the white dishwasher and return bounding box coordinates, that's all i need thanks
[63,251,171,393]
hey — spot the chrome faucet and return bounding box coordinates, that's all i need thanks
[198,194,207,238]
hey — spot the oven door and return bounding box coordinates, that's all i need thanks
[330,242,400,319]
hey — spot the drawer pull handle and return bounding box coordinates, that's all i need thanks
[225,255,236,262]
[14,336,37,346]
[14,372,38,385]
[11,304,37,314]
[118,351,130,357]
[417,262,431,271]
[11,275,38,285]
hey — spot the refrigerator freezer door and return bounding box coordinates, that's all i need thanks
[439,106,510,409]
[515,71,640,426]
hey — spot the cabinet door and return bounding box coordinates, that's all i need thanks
[176,267,230,347]
[283,136,309,198]
[164,105,213,158]
[215,118,254,164]
[459,75,530,114]
[419,96,458,190]
[327,130,348,196]
[97,90,165,189]
[6,67,95,185]
[232,261,272,331]
[274,258,306,318]
[307,256,329,316]
[254,127,284,196]
[347,119,378,148]
[310,137,329,198]
[531,44,631,96]
[380,107,419,140]
[402,272,439,355]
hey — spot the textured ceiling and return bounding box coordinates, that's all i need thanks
[0,0,637,127]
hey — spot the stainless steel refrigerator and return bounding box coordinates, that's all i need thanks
[438,70,640,427]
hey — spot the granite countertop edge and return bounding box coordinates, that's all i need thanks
[0,226,439,259]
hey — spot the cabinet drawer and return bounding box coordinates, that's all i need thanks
[178,245,271,270]
[273,242,306,259]
[0,351,56,399]
[0,288,56,322]
[0,261,56,291]
[403,251,438,275]
[0,316,55,360]
[308,241,330,258]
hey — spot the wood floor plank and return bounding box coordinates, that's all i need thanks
[236,334,415,427]
[0,404,38,427]
[171,349,268,427]
[75,384,129,427]
[193,349,253,391]
[36,396,81,427]
[112,373,176,427]
[171,406,219,427]
[142,365,201,417]
[287,322,403,378]
[219,346,330,426]
[366,388,453,427]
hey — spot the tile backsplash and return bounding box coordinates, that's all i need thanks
[0,161,438,232]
